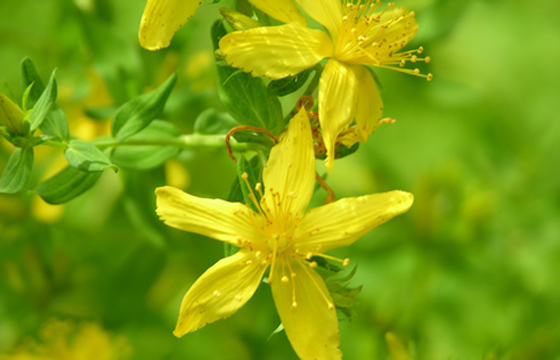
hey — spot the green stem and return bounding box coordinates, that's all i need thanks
[93,134,263,152]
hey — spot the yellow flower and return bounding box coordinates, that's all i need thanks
[139,0,306,50]
[219,0,431,170]
[155,107,413,359]
[0,319,131,360]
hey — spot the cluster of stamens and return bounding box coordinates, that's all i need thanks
[230,172,351,310]
[336,0,433,81]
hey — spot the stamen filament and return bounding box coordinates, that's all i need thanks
[298,259,335,309]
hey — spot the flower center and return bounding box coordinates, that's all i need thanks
[335,0,432,81]
[238,173,351,310]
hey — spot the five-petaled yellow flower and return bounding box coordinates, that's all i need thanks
[155,108,413,360]
[139,0,306,50]
[220,0,431,170]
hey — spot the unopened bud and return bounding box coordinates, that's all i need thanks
[0,93,24,135]
[220,8,261,31]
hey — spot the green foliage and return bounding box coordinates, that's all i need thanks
[267,68,313,97]
[194,108,239,135]
[312,257,362,321]
[211,20,284,135]
[33,166,103,204]
[0,146,33,194]
[111,73,177,142]
[21,58,69,141]
[110,120,181,170]
[65,139,117,172]
[28,70,57,133]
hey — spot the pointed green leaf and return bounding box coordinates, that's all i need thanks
[20,57,46,107]
[0,147,34,194]
[112,73,177,142]
[21,58,69,141]
[65,139,117,172]
[194,108,239,135]
[110,120,180,170]
[33,166,103,204]
[29,70,57,133]
[267,68,312,97]
[211,21,284,135]
[39,107,70,141]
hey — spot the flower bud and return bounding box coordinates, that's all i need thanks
[219,8,261,31]
[0,93,24,135]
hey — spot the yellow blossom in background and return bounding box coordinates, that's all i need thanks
[138,0,306,50]
[0,319,131,360]
[220,0,431,170]
[155,107,413,359]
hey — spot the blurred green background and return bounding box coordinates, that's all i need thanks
[1,0,559,359]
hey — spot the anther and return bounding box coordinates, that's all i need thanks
[411,55,417,63]
[425,56,431,63]
[427,73,433,81]
[328,303,335,310]
[343,258,350,266]
[235,295,243,301]
[310,261,318,268]
[292,302,298,309]
[281,276,289,283]
[241,172,249,181]
[305,252,313,260]
[213,290,221,298]
[413,68,420,74]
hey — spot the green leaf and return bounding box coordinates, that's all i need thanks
[39,107,70,141]
[211,21,284,135]
[21,58,69,140]
[267,68,312,97]
[110,120,181,170]
[20,57,46,107]
[29,70,57,132]
[120,169,169,248]
[0,147,34,194]
[194,108,239,135]
[112,73,177,142]
[33,166,103,204]
[65,139,117,172]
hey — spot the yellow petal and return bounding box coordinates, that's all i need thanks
[155,186,259,246]
[138,0,201,50]
[297,191,413,252]
[262,107,315,217]
[319,59,358,171]
[271,259,341,360]
[297,0,342,41]
[249,0,306,25]
[174,250,267,336]
[339,66,382,147]
[220,23,333,80]
[358,8,418,65]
